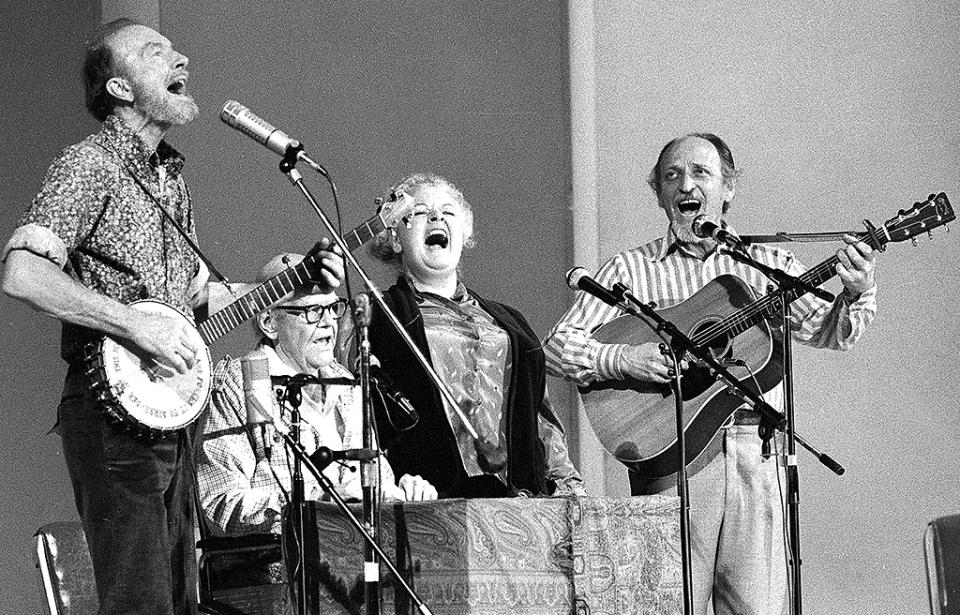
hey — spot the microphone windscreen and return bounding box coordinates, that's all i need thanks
[353,293,372,328]
[220,100,243,126]
[241,353,273,425]
[565,266,588,291]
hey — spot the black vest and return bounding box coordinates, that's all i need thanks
[368,277,552,497]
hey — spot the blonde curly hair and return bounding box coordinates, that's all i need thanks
[369,172,476,267]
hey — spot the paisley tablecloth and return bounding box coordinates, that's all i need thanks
[288,495,681,615]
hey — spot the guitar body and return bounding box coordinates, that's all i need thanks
[85,300,212,439]
[579,275,783,478]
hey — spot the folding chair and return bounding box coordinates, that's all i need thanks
[34,522,98,615]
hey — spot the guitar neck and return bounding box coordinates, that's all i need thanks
[787,228,885,302]
[197,212,386,345]
[706,230,882,341]
[344,213,387,253]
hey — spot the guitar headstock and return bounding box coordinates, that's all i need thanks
[880,192,954,245]
[375,188,410,229]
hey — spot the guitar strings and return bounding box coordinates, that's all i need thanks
[198,253,323,343]
[687,254,843,347]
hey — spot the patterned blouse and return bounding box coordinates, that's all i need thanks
[416,281,585,495]
[3,115,201,361]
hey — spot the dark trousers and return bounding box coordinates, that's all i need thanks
[58,364,198,615]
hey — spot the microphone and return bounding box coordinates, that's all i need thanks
[220,100,328,175]
[352,292,372,328]
[366,355,419,430]
[241,353,274,425]
[566,267,622,307]
[691,215,746,251]
[309,446,378,470]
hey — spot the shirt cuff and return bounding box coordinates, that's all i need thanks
[2,223,68,268]
[187,258,210,309]
[553,475,587,497]
[596,343,629,381]
[843,284,877,307]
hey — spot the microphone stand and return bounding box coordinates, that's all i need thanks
[719,246,847,615]
[270,374,435,615]
[275,373,312,615]
[632,310,695,615]
[352,295,382,614]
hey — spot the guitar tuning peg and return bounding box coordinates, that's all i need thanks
[911,237,918,247]
[928,230,934,240]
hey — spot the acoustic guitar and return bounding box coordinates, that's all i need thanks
[579,192,954,478]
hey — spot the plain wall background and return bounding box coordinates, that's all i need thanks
[0,1,957,614]
[0,1,101,612]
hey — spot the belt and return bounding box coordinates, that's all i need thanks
[729,409,762,425]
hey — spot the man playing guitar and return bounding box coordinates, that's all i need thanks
[0,19,343,615]
[544,133,877,615]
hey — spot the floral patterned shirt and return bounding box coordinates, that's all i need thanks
[3,115,202,361]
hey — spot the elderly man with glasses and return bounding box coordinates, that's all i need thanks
[196,252,436,544]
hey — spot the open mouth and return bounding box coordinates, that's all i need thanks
[678,199,702,215]
[167,79,187,95]
[425,229,449,248]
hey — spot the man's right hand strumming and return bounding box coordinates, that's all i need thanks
[619,342,690,384]
[128,310,200,375]
[3,250,200,375]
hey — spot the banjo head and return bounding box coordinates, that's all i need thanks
[93,300,212,435]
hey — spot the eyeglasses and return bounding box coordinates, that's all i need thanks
[273,300,348,323]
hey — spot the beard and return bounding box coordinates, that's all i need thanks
[671,220,698,244]
[130,78,199,127]
[669,216,717,256]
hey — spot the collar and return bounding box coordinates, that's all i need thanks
[256,343,353,380]
[404,273,469,305]
[652,219,740,262]
[96,115,186,177]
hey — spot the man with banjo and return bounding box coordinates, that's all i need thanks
[544,133,877,614]
[0,19,343,615]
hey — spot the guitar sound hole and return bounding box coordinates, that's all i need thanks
[679,319,732,400]
[689,318,731,359]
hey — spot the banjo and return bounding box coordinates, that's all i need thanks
[85,203,396,439]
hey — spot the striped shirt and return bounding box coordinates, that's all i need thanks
[543,228,877,402]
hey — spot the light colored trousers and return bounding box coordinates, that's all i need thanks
[663,425,790,615]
